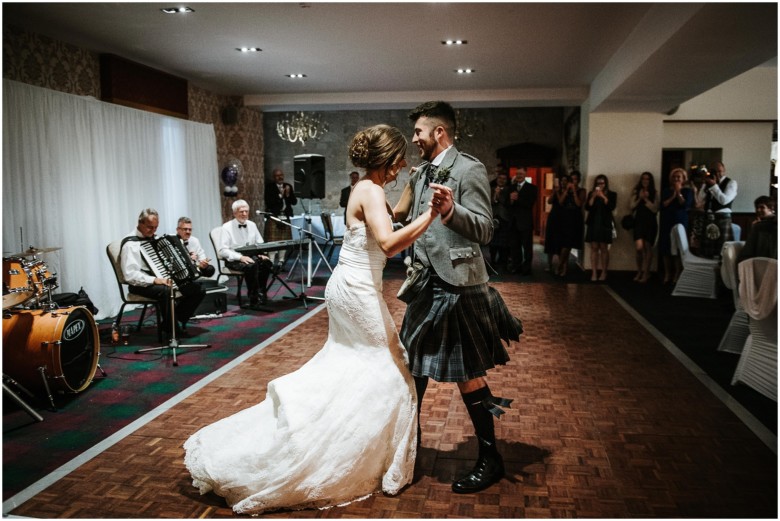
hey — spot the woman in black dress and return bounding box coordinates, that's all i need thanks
[630,172,658,283]
[556,171,586,277]
[584,174,617,281]
[543,174,567,273]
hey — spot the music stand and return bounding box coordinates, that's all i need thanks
[285,204,333,286]
[266,214,326,309]
[136,267,210,366]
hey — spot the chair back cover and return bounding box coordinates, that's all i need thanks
[738,257,778,320]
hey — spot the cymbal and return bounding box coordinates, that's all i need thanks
[2,291,34,309]
[7,246,61,257]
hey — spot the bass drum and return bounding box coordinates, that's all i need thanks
[3,306,99,395]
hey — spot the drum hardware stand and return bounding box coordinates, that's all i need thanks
[135,279,211,367]
[3,373,43,422]
[37,366,58,411]
[267,215,326,309]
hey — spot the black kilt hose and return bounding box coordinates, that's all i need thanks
[400,276,522,382]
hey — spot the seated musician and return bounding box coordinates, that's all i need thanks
[176,216,216,278]
[120,208,205,338]
[218,200,273,309]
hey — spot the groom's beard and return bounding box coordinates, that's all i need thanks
[416,136,437,162]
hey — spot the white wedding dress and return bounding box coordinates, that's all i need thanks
[184,222,417,515]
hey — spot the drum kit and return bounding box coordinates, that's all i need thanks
[2,246,101,421]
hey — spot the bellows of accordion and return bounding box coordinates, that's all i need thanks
[139,235,198,287]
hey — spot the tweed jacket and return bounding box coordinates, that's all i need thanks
[409,146,493,287]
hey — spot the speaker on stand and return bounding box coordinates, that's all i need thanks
[294,154,326,199]
[289,154,332,287]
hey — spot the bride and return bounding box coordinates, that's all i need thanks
[184,124,444,515]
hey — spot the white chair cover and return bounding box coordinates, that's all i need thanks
[717,241,748,353]
[732,257,777,401]
[738,258,778,320]
[671,224,720,299]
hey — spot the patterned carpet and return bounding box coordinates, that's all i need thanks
[3,275,327,500]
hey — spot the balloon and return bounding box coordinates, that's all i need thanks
[220,157,243,186]
[220,165,239,186]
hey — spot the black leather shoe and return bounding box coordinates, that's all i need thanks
[451,453,504,494]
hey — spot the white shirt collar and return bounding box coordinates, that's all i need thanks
[431,145,453,167]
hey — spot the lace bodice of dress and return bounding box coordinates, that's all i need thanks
[339,222,386,272]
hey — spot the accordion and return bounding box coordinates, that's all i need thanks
[139,235,199,287]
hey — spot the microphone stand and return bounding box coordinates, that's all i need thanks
[136,251,210,366]
[262,214,326,309]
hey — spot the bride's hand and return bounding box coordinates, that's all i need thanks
[429,183,453,217]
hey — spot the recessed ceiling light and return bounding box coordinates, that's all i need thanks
[236,47,262,52]
[442,39,468,45]
[455,69,475,74]
[161,7,194,14]
[286,74,307,78]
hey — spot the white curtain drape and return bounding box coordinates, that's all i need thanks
[3,80,221,319]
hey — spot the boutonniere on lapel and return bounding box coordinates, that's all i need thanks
[427,164,452,185]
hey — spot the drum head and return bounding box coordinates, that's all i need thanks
[58,307,98,392]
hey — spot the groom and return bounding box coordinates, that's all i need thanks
[396,101,517,493]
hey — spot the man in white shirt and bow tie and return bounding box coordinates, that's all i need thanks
[218,200,272,309]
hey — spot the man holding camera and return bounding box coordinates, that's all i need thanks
[703,160,738,257]
[507,167,538,276]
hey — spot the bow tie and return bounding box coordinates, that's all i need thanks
[183,240,189,246]
[238,224,247,229]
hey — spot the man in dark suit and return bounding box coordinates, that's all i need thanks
[263,168,297,263]
[395,101,522,495]
[507,167,538,275]
[339,171,360,209]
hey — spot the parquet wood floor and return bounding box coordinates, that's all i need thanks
[7,281,777,518]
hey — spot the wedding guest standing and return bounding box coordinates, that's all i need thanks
[630,172,658,283]
[659,168,693,284]
[584,174,617,281]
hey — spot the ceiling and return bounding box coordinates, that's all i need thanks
[3,2,777,112]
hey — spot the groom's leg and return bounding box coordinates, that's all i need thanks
[452,378,507,494]
[414,376,428,450]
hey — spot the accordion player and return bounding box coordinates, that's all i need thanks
[120,209,205,338]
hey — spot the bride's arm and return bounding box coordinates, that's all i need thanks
[392,183,413,223]
[362,184,437,258]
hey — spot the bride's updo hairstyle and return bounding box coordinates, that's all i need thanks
[349,124,407,172]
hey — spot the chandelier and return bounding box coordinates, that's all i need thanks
[276,112,329,146]
[454,109,484,142]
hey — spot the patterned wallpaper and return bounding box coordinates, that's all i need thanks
[3,25,264,223]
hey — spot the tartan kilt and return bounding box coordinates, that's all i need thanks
[263,216,292,242]
[701,213,733,258]
[399,277,522,382]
